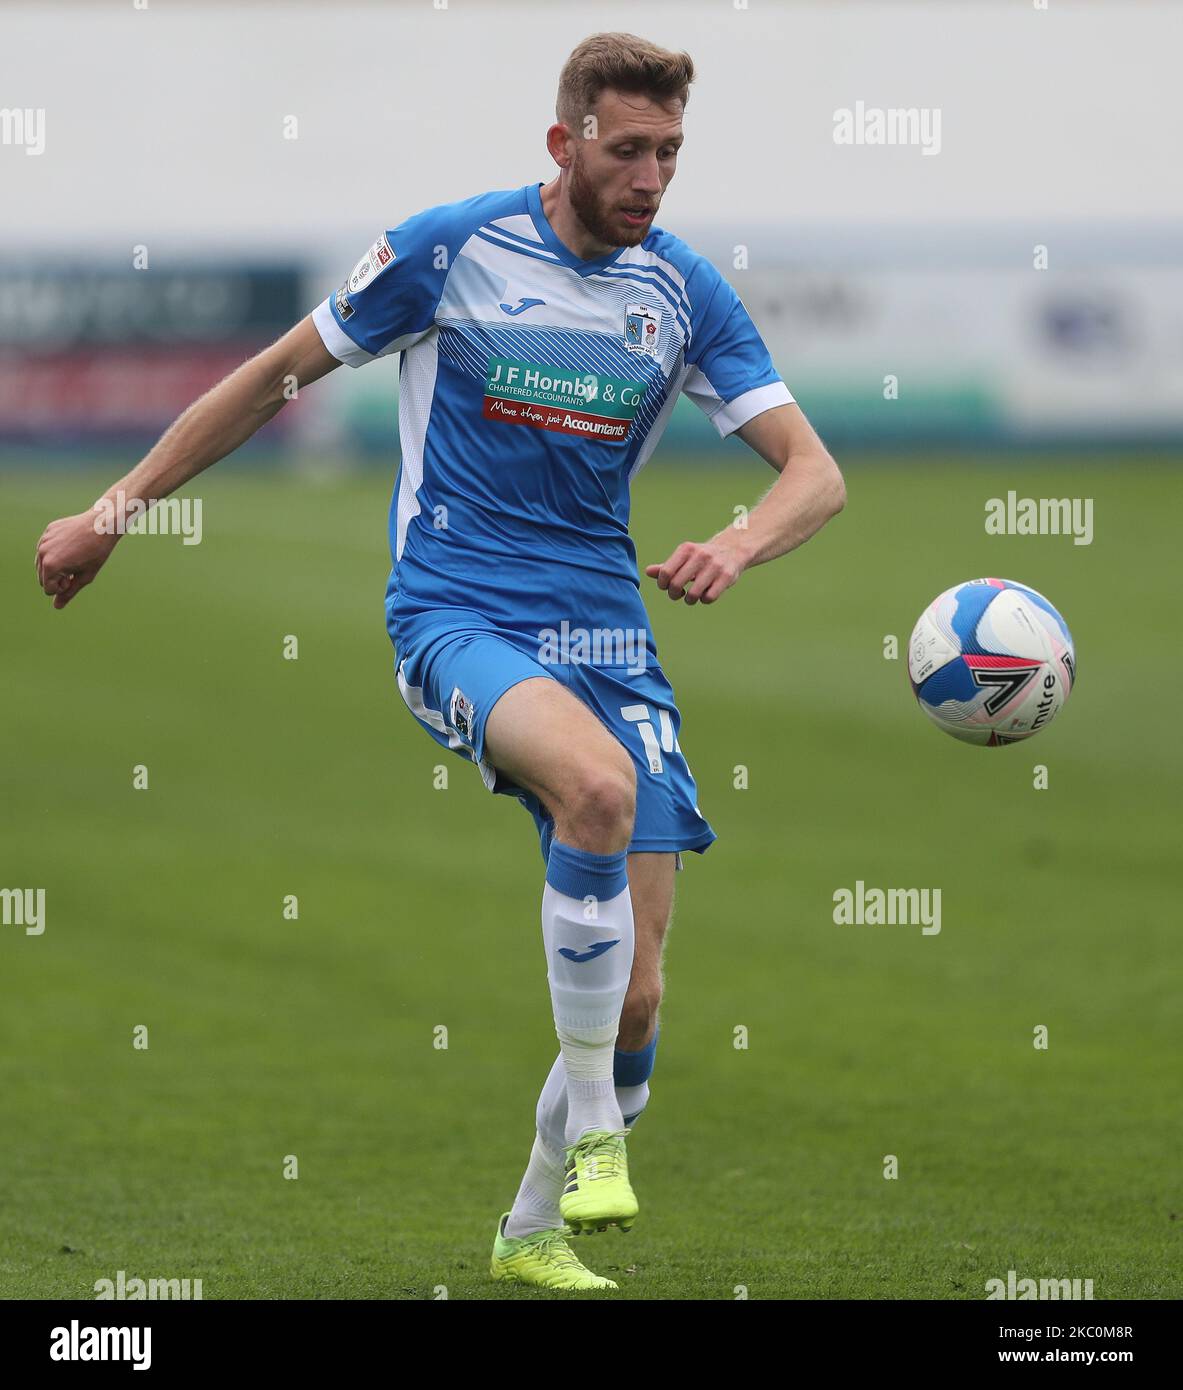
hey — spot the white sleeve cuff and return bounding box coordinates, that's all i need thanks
[312,296,372,368]
[709,381,795,438]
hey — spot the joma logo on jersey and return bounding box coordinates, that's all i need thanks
[624,303,661,357]
[483,356,647,444]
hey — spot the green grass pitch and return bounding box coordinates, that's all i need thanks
[1,453,1179,1299]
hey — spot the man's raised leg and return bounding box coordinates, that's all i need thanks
[484,676,640,1236]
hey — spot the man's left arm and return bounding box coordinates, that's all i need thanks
[645,402,845,605]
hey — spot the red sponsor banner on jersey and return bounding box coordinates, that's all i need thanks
[482,394,632,442]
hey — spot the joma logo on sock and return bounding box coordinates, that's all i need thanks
[558,940,620,963]
[986,1269,1094,1300]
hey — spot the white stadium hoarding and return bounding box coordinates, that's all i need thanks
[735,264,1183,445]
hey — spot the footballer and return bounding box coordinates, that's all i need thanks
[36,33,845,1292]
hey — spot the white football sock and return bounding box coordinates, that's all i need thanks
[535,1054,652,1153]
[503,1131,565,1239]
[616,1081,650,1124]
[541,843,635,1144]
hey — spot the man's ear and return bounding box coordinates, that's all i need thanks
[546,122,574,169]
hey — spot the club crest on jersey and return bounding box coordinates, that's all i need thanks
[624,303,661,357]
[449,687,475,742]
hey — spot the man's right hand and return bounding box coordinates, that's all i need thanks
[36,509,119,610]
[33,314,342,613]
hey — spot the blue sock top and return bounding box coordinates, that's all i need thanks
[546,840,629,902]
[614,1025,659,1087]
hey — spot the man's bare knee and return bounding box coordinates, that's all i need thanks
[555,753,636,854]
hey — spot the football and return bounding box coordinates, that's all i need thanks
[908,578,1076,745]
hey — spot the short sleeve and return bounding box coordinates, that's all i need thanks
[682,263,794,437]
[312,208,448,368]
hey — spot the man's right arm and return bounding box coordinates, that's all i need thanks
[36,314,340,610]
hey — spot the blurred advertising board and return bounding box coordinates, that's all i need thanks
[0,265,302,445]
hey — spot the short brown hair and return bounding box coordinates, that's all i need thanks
[556,32,695,130]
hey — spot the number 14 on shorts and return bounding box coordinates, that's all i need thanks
[621,703,680,775]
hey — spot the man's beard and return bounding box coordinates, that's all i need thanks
[568,149,654,250]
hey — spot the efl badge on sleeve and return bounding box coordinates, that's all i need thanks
[624,303,661,357]
[347,234,397,295]
[449,687,475,743]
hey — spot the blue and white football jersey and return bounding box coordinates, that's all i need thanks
[311,181,793,656]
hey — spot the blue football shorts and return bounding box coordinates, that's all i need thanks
[393,619,717,864]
